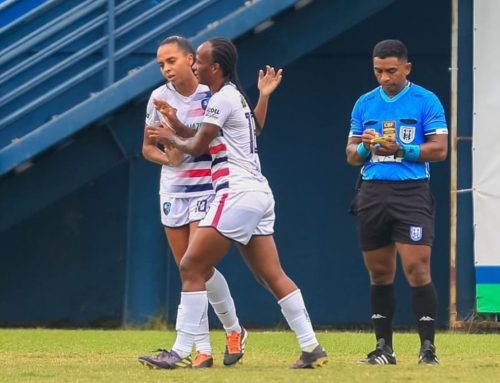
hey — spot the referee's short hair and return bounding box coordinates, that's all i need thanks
[373,39,408,61]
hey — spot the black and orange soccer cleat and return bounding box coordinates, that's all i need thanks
[223,327,248,366]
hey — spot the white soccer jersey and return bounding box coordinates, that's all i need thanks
[202,83,270,194]
[145,83,213,197]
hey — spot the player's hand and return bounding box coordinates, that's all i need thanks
[146,125,175,146]
[258,65,283,96]
[153,99,180,130]
[372,136,399,156]
[360,129,379,151]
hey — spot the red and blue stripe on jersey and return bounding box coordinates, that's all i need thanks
[209,138,230,193]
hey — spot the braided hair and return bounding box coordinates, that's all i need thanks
[208,37,254,112]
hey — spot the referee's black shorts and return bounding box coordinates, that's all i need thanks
[353,180,435,251]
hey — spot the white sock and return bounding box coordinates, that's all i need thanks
[172,291,209,358]
[194,310,212,354]
[206,268,241,334]
[279,289,319,352]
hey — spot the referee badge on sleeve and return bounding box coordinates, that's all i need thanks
[410,226,423,241]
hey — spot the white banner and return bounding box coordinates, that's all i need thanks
[473,0,500,266]
[473,0,500,312]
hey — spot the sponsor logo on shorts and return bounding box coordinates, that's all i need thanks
[400,126,416,143]
[163,202,172,216]
[410,225,423,241]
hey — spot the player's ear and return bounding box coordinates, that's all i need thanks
[186,53,194,67]
[211,62,220,73]
[405,62,412,76]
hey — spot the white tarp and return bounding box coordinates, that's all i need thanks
[473,0,500,267]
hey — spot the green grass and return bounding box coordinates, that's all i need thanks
[0,329,499,382]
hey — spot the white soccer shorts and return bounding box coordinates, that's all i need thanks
[160,194,215,227]
[199,190,275,245]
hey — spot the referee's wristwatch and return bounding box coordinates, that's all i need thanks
[394,145,405,159]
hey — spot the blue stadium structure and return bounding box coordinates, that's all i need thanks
[0,0,474,328]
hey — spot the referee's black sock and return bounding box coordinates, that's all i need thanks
[412,283,437,345]
[370,284,395,348]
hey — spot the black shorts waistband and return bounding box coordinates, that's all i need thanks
[362,179,429,185]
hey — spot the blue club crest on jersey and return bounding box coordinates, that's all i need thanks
[201,98,209,110]
[163,202,172,216]
[410,226,423,241]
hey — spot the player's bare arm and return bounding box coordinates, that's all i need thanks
[153,98,195,138]
[346,130,379,166]
[147,122,220,157]
[371,133,448,162]
[419,133,448,162]
[253,65,283,135]
[347,131,447,164]
[142,124,183,166]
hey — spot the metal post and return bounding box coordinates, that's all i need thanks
[106,0,115,86]
[449,0,459,329]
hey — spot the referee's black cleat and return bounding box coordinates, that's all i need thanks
[358,338,397,365]
[418,340,439,365]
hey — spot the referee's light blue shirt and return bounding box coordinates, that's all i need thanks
[349,82,448,181]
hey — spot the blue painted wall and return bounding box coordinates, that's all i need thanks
[0,0,462,328]
[0,161,128,326]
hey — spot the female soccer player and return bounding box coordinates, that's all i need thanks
[139,36,282,368]
[144,37,328,369]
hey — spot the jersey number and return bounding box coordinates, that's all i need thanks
[245,112,258,154]
[196,199,208,213]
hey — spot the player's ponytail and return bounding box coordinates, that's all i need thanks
[209,37,260,129]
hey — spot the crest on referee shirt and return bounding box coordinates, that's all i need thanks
[410,226,423,241]
[399,126,416,144]
[163,202,171,216]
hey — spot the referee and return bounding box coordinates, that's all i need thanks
[346,39,447,365]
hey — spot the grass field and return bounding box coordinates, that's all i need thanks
[0,329,499,382]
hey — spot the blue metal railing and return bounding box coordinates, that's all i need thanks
[0,0,106,65]
[0,0,57,29]
[0,0,300,176]
[0,0,219,137]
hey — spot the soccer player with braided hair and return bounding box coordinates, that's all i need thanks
[144,37,328,369]
[139,35,282,368]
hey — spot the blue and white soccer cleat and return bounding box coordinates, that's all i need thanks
[138,349,192,369]
[291,345,328,369]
